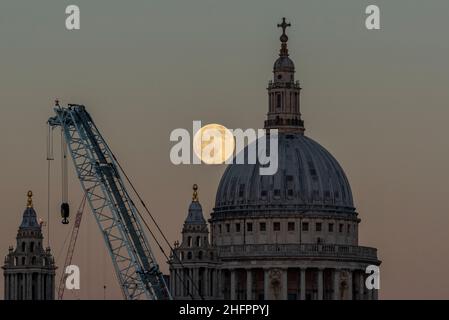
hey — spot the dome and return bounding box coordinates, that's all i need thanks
[213,133,355,216]
[273,56,295,72]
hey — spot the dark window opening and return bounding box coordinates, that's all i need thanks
[247,223,253,232]
[235,223,241,232]
[288,222,295,231]
[316,223,322,232]
[273,222,281,231]
[260,222,266,232]
[328,223,334,232]
[302,222,309,231]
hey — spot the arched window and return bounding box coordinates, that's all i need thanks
[22,257,26,265]
[31,256,36,265]
[198,251,203,260]
[30,242,34,253]
[187,252,192,260]
[196,236,201,247]
[187,236,192,247]
[21,242,26,252]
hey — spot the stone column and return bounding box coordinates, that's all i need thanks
[5,274,9,300]
[216,269,222,299]
[230,269,236,300]
[347,270,353,300]
[333,269,340,300]
[373,288,378,300]
[317,268,324,300]
[282,269,288,300]
[37,272,41,300]
[246,269,252,300]
[264,269,270,300]
[300,268,306,300]
[358,271,365,300]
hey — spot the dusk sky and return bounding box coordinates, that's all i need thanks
[1,0,449,299]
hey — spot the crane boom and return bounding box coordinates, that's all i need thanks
[48,104,171,300]
[57,195,87,300]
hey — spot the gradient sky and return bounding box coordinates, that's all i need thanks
[1,0,449,299]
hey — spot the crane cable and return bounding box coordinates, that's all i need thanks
[90,120,203,300]
[46,125,55,247]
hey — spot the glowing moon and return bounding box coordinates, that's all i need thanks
[193,124,235,164]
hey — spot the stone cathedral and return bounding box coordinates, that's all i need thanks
[2,191,56,300]
[169,18,381,300]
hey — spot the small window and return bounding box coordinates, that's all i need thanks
[30,242,34,253]
[260,222,266,232]
[316,223,322,232]
[226,224,230,233]
[339,224,344,233]
[196,236,201,247]
[347,224,351,233]
[287,189,293,197]
[187,252,192,260]
[198,251,203,260]
[261,190,267,198]
[302,222,309,232]
[288,222,295,231]
[22,257,25,265]
[187,236,192,247]
[22,242,26,252]
[274,189,281,197]
[247,223,253,232]
[235,223,241,232]
[328,223,334,232]
[219,225,222,233]
[273,222,281,231]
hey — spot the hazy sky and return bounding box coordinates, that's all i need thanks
[1,0,449,299]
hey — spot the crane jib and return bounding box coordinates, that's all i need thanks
[49,104,171,300]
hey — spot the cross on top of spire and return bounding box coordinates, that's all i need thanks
[277,17,291,38]
[277,17,291,56]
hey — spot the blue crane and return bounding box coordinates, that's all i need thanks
[48,103,171,300]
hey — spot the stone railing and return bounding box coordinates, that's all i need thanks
[218,243,378,262]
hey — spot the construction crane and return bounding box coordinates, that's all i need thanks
[48,103,171,300]
[57,195,87,300]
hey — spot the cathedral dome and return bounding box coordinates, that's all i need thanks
[213,133,355,216]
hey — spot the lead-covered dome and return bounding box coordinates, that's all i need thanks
[213,133,355,216]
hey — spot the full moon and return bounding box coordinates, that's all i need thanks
[193,124,235,164]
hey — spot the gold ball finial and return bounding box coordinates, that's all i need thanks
[27,190,33,208]
[192,184,199,202]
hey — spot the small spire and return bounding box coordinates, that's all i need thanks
[27,190,33,208]
[192,184,199,202]
[277,17,291,57]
